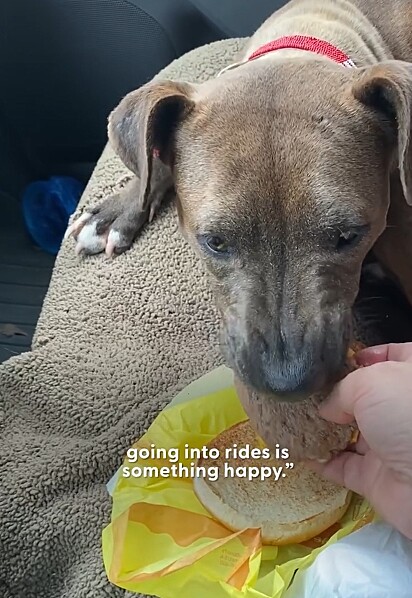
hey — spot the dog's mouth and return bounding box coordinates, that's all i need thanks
[220,311,354,402]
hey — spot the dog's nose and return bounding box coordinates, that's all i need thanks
[247,352,318,399]
[237,331,343,401]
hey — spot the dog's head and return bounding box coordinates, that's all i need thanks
[109,59,412,400]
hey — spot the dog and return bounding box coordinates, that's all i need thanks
[66,0,412,401]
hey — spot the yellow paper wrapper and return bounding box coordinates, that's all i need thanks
[102,383,376,598]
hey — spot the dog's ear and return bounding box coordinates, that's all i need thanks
[108,80,196,205]
[352,61,412,206]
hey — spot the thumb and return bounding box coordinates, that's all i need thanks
[357,342,412,366]
[318,366,368,424]
[307,451,367,497]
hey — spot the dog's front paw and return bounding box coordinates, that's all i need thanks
[65,177,151,257]
[65,201,140,257]
[65,167,174,257]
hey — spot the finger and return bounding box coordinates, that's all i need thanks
[352,433,369,456]
[357,342,412,366]
[318,368,367,423]
[306,451,367,496]
[318,360,396,424]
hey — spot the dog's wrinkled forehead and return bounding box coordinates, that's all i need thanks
[175,60,387,233]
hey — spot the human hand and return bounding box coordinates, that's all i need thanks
[308,342,412,539]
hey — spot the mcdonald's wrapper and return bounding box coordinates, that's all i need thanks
[102,366,376,598]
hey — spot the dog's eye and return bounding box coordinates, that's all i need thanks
[198,234,231,257]
[204,235,230,255]
[335,226,367,252]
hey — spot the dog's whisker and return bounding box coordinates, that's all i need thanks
[357,296,387,303]
[354,306,383,318]
[358,314,387,324]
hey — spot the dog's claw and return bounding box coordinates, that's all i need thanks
[105,230,123,258]
[65,212,92,240]
[105,244,115,258]
[105,239,116,258]
[75,242,84,256]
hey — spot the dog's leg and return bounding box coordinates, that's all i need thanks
[66,80,197,257]
[65,158,173,257]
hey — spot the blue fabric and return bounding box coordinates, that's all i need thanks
[22,176,84,255]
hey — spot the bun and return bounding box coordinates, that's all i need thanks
[193,421,351,545]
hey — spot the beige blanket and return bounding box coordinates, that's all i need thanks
[0,37,396,598]
[0,38,245,598]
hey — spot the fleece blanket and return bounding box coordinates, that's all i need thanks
[0,38,243,598]
[0,37,407,598]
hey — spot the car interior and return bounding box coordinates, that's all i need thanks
[2,3,412,596]
[0,0,283,362]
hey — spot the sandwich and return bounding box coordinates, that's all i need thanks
[193,343,364,544]
[193,420,351,545]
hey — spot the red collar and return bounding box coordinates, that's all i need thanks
[248,35,356,68]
